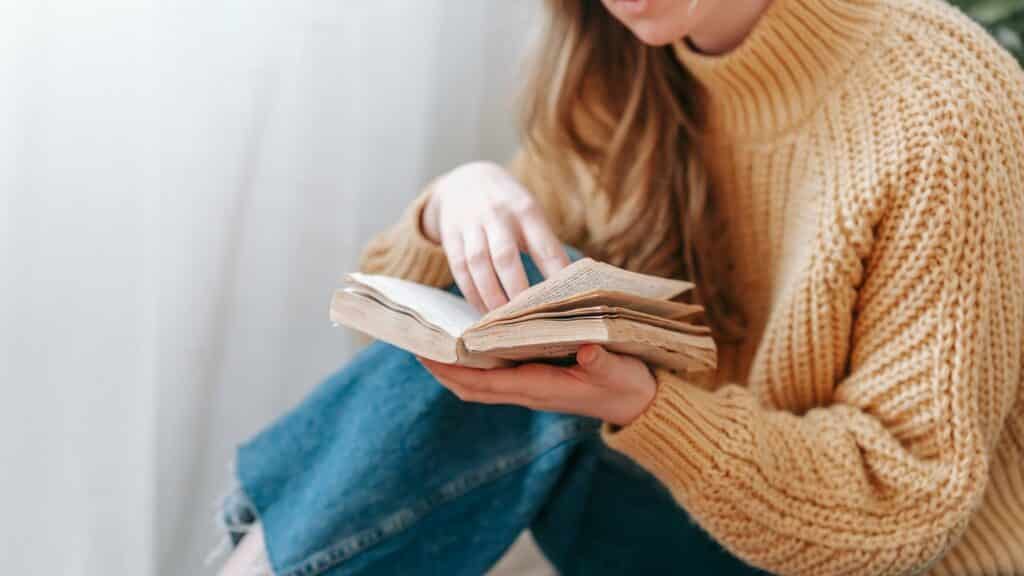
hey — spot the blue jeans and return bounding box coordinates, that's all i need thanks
[224,256,762,576]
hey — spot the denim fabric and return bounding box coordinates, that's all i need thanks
[227,254,763,576]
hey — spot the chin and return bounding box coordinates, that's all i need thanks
[624,22,682,46]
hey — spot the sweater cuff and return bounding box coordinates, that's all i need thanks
[359,184,453,287]
[601,369,749,491]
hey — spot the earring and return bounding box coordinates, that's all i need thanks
[688,0,699,13]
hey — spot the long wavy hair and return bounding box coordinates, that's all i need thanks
[521,0,744,340]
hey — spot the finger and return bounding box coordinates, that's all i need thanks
[441,228,486,313]
[420,358,607,417]
[418,358,542,408]
[576,344,612,373]
[444,378,540,408]
[572,344,649,394]
[463,225,509,310]
[495,363,602,415]
[418,357,483,378]
[573,345,657,425]
[484,212,530,299]
[573,345,628,387]
[418,358,515,394]
[430,359,570,405]
[517,202,570,278]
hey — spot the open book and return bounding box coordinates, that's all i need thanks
[330,258,716,373]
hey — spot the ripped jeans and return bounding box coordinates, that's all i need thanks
[221,256,762,576]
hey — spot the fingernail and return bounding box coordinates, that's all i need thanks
[578,345,596,365]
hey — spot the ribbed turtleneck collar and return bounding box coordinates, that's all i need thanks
[674,0,888,137]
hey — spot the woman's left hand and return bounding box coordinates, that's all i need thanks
[418,344,657,427]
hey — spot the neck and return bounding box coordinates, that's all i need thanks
[674,0,887,136]
[687,0,774,55]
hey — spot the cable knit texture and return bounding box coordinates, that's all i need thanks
[360,0,1024,574]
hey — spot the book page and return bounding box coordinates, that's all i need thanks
[463,317,716,374]
[479,258,694,324]
[346,273,480,337]
[331,290,460,363]
[472,289,704,330]
[477,305,711,336]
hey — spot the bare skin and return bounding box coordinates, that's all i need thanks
[218,523,269,575]
[218,1,773,573]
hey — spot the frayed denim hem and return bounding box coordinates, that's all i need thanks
[208,462,274,575]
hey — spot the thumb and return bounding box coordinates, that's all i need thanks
[576,344,613,375]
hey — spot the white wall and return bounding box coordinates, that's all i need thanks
[0,2,540,574]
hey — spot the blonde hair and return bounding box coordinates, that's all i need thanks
[522,0,743,340]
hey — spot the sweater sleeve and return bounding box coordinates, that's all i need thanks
[603,110,1024,574]
[359,149,584,285]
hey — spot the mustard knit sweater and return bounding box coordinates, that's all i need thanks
[360,0,1024,574]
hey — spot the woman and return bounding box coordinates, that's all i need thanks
[220,0,1024,574]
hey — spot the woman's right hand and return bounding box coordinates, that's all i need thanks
[421,161,570,313]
